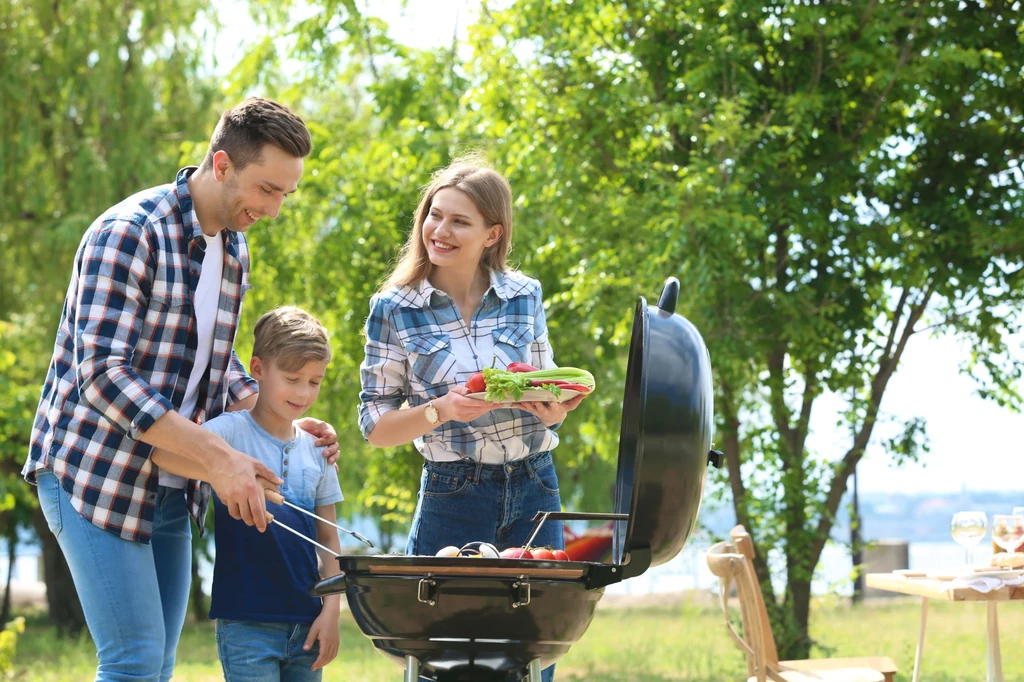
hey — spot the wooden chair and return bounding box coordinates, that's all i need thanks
[706,525,898,682]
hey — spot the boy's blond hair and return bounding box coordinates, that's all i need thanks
[252,306,331,372]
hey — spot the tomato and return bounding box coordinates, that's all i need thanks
[551,549,570,561]
[507,362,539,373]
[465,371,486,393]
[499,547,533,559]
[530,547,555,561]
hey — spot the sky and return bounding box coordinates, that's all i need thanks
[214,1,1024,496]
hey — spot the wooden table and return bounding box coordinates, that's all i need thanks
[866,572,1024,682]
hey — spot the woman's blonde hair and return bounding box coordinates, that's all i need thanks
[252,306,331,372]
[382,153,513,291]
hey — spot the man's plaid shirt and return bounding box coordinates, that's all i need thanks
[23,167,258,543]
[359,269,561,464]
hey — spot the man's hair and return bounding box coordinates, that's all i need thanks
[200,97,312,172]
[252,306,331,372]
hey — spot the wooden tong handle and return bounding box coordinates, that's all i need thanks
[264,488,285,505]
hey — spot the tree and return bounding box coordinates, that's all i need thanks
[462,0,1024,657]
[1,0,221,632]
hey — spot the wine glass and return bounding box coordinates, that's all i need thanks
[950,511,988,565]
[992,515,1024,555]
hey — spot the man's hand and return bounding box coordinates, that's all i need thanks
[517,393,585,427]
[304,606,341,671]
[207,448,282,532]
[297,417,340,465]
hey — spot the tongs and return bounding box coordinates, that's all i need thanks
[262,487,374,549]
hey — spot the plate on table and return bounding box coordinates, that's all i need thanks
[926,568,1024,581]
[466,389,583,404]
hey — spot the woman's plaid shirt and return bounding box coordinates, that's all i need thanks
[23,167,258,543]
[359,270,561,464]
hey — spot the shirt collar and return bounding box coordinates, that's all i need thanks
[175,166,240,253]
[408,269,512,309]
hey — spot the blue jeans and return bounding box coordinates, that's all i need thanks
[406,451,564,682]
[35,469,192,682]
[216,620,321,682]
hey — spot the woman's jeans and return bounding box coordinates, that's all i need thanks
[406,451,565,682]
[36,470,192,682]
[216,620,321,682]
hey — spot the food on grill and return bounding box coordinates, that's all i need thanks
[530,548,555,560]
[551,549,570,561]
[457,541,500,558]
[499,546,534,559]
[435,545,460,557]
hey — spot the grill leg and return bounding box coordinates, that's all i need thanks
[527,659,543,681]
[404,655,420,682]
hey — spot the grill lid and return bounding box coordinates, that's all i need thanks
[611,277,716,574]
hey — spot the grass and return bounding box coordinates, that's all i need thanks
[10,594,1024,681]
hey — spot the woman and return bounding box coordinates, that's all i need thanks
[358,156,583,678]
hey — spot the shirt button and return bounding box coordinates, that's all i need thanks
[283,459,289,465]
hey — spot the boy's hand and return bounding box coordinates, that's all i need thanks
[304,608,340,671]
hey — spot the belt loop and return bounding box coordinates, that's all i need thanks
[473,459,484,485]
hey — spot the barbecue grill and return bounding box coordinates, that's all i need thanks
[311,277,720,681]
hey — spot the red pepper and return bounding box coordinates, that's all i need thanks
[560,383,592,393]
[507,362,540,373]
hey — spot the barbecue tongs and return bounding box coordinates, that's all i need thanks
[262,487,374,551]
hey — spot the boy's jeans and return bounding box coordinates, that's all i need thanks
[406,450,565,682]
[35,469,192,682]
[216,620,321,682]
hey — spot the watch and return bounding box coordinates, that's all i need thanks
[424,400,441,426]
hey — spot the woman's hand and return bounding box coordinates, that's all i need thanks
[517,394,585,427]
[436,386,500,423]
[297,418,340,465]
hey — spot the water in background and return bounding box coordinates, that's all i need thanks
[604,538,995,597]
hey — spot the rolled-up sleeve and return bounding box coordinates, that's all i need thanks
[74,220,175,440]
[358,295,409,440]
[226,349,258,406]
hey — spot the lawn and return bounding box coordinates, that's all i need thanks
[11,594,1024,681]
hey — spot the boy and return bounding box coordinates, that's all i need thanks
[155,306,344,680]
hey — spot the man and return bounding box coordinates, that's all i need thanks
[24,97,338,682]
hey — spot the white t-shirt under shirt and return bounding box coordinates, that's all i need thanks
[158,230,224,488]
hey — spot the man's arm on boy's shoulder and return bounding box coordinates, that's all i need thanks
[305,503,343,670]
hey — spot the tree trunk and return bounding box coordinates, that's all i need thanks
[1,522,15,624]
[31,507,85,636]
[781,576,813,660]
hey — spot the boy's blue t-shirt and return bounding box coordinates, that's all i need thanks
[203,410,344,624]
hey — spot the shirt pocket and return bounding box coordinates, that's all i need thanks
[404,332,456,390]
[297,468,322,509]
[492,325,535,367]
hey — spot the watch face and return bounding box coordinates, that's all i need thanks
[425,404,438,424]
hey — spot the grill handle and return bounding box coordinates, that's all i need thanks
[309,572,348,598]
[524,511,629,552]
